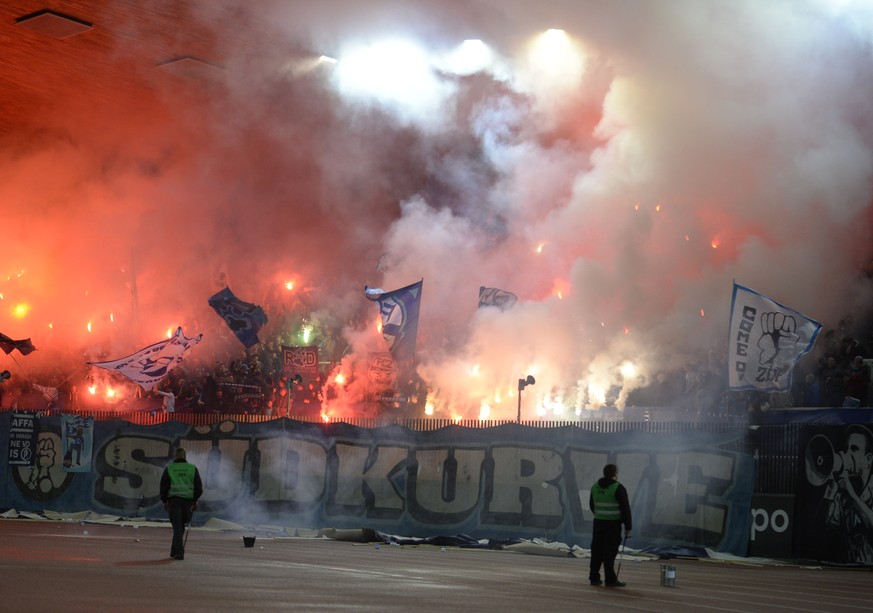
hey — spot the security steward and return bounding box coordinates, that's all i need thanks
[160,447,203,560]
[589,463,632,587]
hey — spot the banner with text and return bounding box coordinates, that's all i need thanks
[728,283,821,392]
[0,418,754,555]
[7,412,38,467]
[281,345,319,379]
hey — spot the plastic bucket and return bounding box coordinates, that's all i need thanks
[243,536,256,548]
[660,564,676,587]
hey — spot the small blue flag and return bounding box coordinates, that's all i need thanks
[208,287,268,348]
[364,279,423,365]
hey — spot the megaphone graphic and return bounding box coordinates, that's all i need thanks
[804,434,850,486]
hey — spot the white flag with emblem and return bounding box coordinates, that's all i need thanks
[89,327,202,391]
[728,282,821,392]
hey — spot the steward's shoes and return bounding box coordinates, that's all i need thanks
[589,580,602,586]
[605,581,626,588]
[174,555,184,560]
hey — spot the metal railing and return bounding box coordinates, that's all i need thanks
[27,408,801,495]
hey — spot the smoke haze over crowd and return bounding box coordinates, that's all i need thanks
[2,0,873,418]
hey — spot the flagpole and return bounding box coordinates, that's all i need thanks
[7,353,28,380]
[130,251,140,337]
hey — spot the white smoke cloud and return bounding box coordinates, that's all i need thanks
[2,0,872,418]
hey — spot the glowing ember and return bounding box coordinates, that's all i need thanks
[13,303,29,318]
[285,280,294,290]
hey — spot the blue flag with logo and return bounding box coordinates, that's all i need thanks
[364,279,423,365]
[208,287,268,348]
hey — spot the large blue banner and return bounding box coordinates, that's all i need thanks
[0,416,754,555]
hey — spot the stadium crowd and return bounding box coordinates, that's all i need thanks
[0,319,870,420]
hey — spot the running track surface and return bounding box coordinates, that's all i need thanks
[0,520,871,612]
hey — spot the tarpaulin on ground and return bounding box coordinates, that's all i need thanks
[0,416,754,555]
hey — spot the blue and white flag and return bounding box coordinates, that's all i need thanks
[88,327,202,391]
[32,383,58,402]
[728,282,822,392]
[365,279,423,364]
[478,286,518,311]
[208,287,268,348]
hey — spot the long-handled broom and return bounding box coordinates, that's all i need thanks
[183,506,194,548]
[616,533,629,580]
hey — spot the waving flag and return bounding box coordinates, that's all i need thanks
[478,286,518,311]
[88,327,202,390]
[728,282,822,392]
[208,287,268,348]
[0,332,36,356]
[365,279,423,364]
[32,383,59,402]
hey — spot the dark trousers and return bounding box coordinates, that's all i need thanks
[167,497,193,557]
[589,519,623,583]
